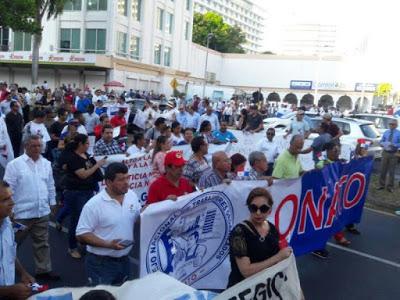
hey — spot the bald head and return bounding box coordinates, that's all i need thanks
[212,151,231,174]
[289,134,304,156]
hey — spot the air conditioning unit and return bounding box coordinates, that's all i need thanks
[206,72,216,83]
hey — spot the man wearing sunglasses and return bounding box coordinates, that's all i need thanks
[257,128,279,175]
[284,110,310,139]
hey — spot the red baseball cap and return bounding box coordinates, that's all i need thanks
[164,151,186,167]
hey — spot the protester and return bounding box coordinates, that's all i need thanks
[322,113,342,141]
[198,151,233,189]
[151,135,172,180]
[170,121,185,146]
[227,187,293,287]
[178,128,194,145]
[63,134,107,259]
[236,108,248,130]
[48,108,69,160]
[212,121,238,143]
[23,109,51,151]
[176,105,188,129]
[230,153,247,174]
[110,108,128,146]
[244,105,264,133]
[83,104,100,136]
[198,120,221,144]
[147,151,193,204]
[377,118,400,193]
[186,105,200,131]
[5,101,24,157]
[145,117,166,144]
[62,111,87,135]
[272,135,304,179]
[313,142,351,258]
[284,110,310,139]
[93,125,123,156]
[94,114,110,141]
[0,180,35,299]
[183,136,210,186]
[126,133,147,155]
[4,135,60,280]
[76,163,141,286]
[247,151,272,183]
[300,122,332,166]
[256,128,279,175]
[95,99,107,116]
[198,106,220,131]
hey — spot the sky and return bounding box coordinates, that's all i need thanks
[258,0,399,58]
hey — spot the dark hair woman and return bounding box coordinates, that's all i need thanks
[183,136,210,186]
[227,187,292,288]
[63,134,107,259]
[198,120,217,144]
[151,135,172,180]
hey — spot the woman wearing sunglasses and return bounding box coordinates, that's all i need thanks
[227,187,293,287]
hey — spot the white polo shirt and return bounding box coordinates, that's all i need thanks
[76,189,141,257]
[257,139,280,164]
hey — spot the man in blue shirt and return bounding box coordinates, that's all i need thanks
[377,119,400,192]
[76,93,92,113]
[176,105,188,129]
[212,121,237,143]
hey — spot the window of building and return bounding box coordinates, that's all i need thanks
[154,43,161,64]
[184,21,190,40]
[164,46,171,67]
[87,0,107,11]
[0,27,9,51]
[60,28,80,52]
[186,0,191,10]
[117,32,127,56]
[13,32,31,51]
[85,29,106,53]
[165,13,174,34]
[117,0,127,16]
[130,36,140,60]
[64,0,82,10]
[132,0,141,21]
[157,8,164,31]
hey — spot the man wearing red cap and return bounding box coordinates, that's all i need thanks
[147,151,194,204]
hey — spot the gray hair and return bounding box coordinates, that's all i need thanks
[290,134,304,146]
[248,151,266,167]
[23,134,42,147]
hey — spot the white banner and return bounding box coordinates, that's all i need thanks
[216,255,301,300]
[140,180,300,290]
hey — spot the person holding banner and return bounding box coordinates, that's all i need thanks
[147,151,193,204]
[198,151,234,189]
[76,163,141,286]
[151,136,172,180]
[183,136,210,186]
[93,125,124,156]
[227,187,293,288]
[272,135,304,179]
[126,133,147,155]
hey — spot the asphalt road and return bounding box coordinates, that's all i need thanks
[17,208,400,300]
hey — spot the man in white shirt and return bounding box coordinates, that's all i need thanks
[257,128,280,176]
[186,105,200,131]
[22,109,51,153]
[83,104,100,135]
[4,135,60,281]
[0,180,35,299]
[61,111,87,135]
[198,106,220,132]
[76,162,141,286]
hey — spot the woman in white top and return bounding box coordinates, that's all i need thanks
[170,121,185,146]
[126,133,147,156]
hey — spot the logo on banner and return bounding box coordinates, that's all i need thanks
[146,191,234,285]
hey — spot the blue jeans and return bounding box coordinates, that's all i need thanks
[64,190,94,249]
[86,253,131,286]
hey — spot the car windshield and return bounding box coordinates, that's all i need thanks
[360,124,381,139]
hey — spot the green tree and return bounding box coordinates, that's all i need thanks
[375,83,392,106]
[192,12,246,53]
[0,0,66,86]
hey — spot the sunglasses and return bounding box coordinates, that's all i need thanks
[248,204,271,214]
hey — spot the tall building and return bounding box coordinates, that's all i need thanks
[193,0,266,54]
[0,0,194,91]
[280,23,338,55]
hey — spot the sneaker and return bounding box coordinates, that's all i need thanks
[312,249,329,259]
[55,221,62,232]
[68,248,82,259]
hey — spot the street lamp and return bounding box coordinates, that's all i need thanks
[202,33,214,99]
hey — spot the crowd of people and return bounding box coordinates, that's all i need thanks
[0,80,396,299]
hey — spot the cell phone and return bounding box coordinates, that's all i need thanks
[12,222,27,233]
[119,240,133,247]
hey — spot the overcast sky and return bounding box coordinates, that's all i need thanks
[258,0,398,58]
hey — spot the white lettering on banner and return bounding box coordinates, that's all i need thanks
[215,255,301,300]
[0,52,96,64]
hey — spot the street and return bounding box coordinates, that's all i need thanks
[17,208,400,300]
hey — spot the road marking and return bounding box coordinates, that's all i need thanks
[327,242,400,268]
[364,207,399,218]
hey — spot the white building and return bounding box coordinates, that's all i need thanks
[193,0,266,54]
[280,23,338,56]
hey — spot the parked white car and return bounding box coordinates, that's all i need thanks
[349,113,398,135]
[308,117,383,158]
